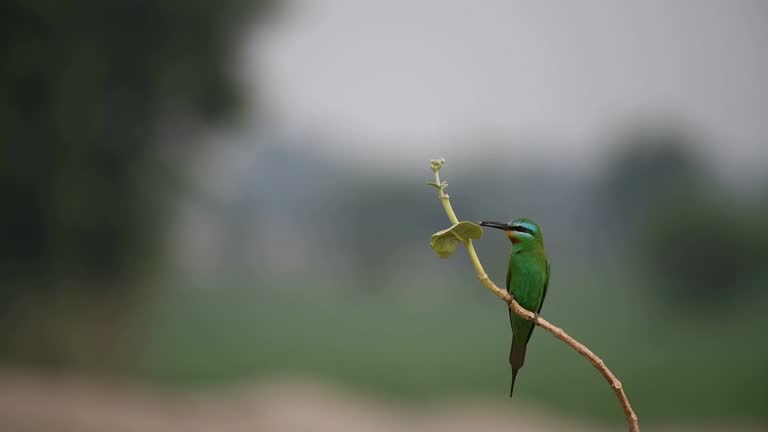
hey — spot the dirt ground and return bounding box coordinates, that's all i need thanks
[0,371,761,432]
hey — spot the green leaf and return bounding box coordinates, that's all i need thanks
[430,221,483,258]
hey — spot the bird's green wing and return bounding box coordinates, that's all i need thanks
[522,258,549,342]
[539,259,549,314]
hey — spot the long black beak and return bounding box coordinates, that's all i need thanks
[479,221,513,231]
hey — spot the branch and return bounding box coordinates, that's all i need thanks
[428,159,639,432]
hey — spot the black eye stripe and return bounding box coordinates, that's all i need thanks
[511,225,535,236]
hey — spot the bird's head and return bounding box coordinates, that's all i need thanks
[479,217,544,245]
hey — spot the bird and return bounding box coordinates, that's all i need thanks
[479,218,550,397]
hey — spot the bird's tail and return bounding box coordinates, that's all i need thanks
[510,369,518,397]
[508,338,527,398]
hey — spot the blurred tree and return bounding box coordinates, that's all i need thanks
[638,193,768,306]
[597,124,768,306]
[0,1,276,368]
[597,125,712,237]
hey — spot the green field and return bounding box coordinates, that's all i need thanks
[140,273,768,427]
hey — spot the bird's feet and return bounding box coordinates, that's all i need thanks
[532,312,540,325]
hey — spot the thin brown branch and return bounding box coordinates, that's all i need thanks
[482,277,638,432]
[429,159,639,432]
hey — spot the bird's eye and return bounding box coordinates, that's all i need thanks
[511,225,535,236]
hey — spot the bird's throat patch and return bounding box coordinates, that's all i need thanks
[506,231,521,244]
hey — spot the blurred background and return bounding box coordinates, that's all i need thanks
[1,1,767,431]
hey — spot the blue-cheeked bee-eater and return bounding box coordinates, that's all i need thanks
[480,218,549,397]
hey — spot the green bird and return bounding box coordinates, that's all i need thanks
[480,218,549,397]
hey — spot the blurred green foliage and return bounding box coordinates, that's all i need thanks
[598,125,712,235]
[598,126,768,306]
[640,194,768,305]
[141,276,768,426]
[0,0,275,367]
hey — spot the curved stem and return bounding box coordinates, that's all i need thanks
[429,161,639,432]
[434,169,459,225]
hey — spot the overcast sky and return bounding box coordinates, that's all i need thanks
[246,0,768,174]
